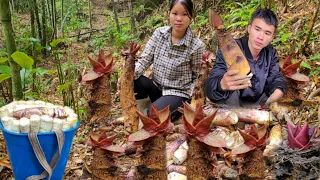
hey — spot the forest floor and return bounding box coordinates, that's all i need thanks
[0,0,320,180]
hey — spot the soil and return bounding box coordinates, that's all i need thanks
[266,144,320,180]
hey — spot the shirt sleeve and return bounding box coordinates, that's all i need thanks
[265,48,287,95]
[190,41,206,83]
[134,28,159,80]
[205,49,233,101]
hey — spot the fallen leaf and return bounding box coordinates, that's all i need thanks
[75,169,83,177]
[0,158,12,169]
[314,76,318,84]
[73,157,83,164]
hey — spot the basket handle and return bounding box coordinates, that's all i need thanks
[26,130,65,180]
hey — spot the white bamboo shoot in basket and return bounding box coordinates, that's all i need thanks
[11,119,20,133]
[16,100,25,105]
[39,115,53,132]
[66,113,78,128]
[19,117,30,133]
[52,118,63,131]
[63,106,74,116]
[1,100,77,133]
[25,100,35,105]
[1,116,13,130]
[0,107,9,118]
[34,100,46,105]
[62,121,72,130]
[45,103,55,107]
[30,114,41,133]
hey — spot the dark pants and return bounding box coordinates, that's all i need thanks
[215,90,268,108]
[134,76,188,119]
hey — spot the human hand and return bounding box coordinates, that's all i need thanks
[265,89,284,105]
[220,70,252,91]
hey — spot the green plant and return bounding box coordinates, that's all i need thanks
[221,0,260,30]
[49,39,79,109]
[191,12,208,29]
[296,54,320,77]
[139,14,164,30]
[3,51,55,100]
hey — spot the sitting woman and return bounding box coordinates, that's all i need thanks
[134,0,205,118]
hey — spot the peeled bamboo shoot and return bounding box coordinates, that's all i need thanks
[19,117,30,133]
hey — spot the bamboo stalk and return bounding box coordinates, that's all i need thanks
[301,1,320,55]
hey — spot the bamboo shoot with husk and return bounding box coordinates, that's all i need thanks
[209,10,251,75]
[190,51,211,108]
[263,124,283,157]
[167,165,187,175]
[212,110,238,126]
[82,50,114,122]
[241,148,265,179]
[138,135,167,180]
[185,138,215,179]
[120,43,140,133]
[127,106,172,179]
[205,107,271,125]
[13,107,67,119]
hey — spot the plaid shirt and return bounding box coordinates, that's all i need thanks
[134,26,205,99]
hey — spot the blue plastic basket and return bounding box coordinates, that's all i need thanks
[0,120,80,180]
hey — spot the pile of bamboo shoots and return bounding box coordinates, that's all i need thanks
[0,100,78,133]
[167,135,188,180]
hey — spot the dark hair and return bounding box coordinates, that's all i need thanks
[250,8,278,28]
[169,0,193,18]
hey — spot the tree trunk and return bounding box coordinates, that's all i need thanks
[41,0,47,55]
[33,0,42,40]
[0,0,23,100]
[51,0,57,39]
[202,0,207,13]
[61,0,63,25]
[111,0,120,33]
[10,0,14,12]
[30,0,38,92]
[88,0,92,37]
[53,0,57,38]
[128,0,136,32]
[46,0,51,26]
[301,1,319,55]
[75,0,81,41]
